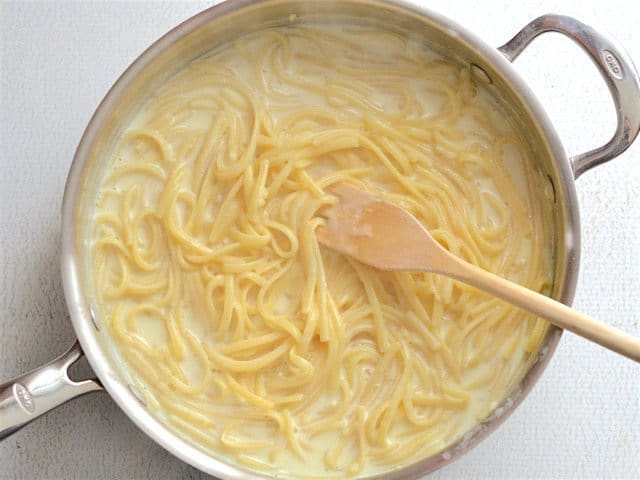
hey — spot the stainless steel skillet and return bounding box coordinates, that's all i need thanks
[1,1,639,478]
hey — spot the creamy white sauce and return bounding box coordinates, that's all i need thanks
[92,23,554,478]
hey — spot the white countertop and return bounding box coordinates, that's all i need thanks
[1,1,638,478]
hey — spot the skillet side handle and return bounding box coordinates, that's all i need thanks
[0,341,102,441]
[498,14,640,179]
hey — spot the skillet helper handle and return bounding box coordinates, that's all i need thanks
[498,14,640,178]
[0,341,102,441]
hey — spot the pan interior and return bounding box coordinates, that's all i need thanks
[63,2,573,479]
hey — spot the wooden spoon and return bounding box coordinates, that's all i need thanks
[316,183,640,362]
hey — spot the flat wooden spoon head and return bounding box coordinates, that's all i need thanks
[316,183,444,271]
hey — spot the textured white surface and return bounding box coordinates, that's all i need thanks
[1,0,638,478]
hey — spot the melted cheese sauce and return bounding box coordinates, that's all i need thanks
[91,24,555,478]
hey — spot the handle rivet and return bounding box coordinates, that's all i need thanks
[470,63,493,85]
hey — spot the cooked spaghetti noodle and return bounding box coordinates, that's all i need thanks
[91,25,554,478]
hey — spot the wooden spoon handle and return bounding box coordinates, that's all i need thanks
[441,255,640,362]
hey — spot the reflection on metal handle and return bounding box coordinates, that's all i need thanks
[499,14,640,178]
[0,341,102,440]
